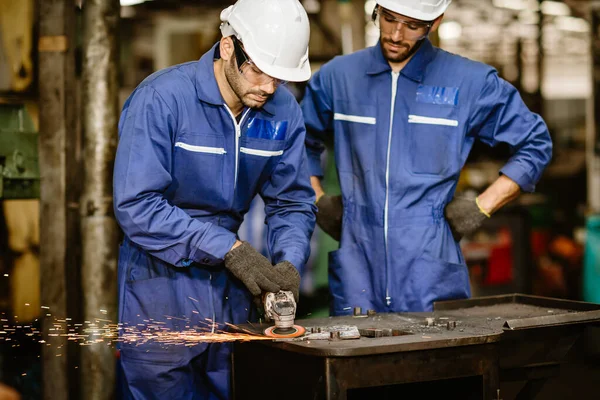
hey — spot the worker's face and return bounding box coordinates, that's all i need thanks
[377,7,441,63]
[224,39,278,109]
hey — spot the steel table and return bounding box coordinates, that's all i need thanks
[232,294,600,400]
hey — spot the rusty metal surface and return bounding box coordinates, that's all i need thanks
[242,312,502,357]
[79,1,120,399]
[236,295,600,357]
[504,310,600,330]
[433,293,600,312]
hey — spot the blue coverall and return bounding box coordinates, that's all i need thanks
[114,43,316,399]
[302,39,552,315]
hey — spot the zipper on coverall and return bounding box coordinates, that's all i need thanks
[384,71,399,307]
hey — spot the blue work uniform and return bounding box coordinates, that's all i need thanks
[302,39,552,315]
[114,43,316,399]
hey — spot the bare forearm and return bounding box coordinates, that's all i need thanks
[230,240,242,251]
[311,176,325,202]
[477,175,521,215]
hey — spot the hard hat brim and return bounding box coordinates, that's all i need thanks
[377,1,449,22]
[245,41,312,83]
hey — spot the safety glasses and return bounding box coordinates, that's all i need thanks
[373,7,432,41]
[231,36,286,87]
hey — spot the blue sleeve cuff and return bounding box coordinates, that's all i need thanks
[187,224,237,266]
[307,148,324,177]
[500,162,535,193]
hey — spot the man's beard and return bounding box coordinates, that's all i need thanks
[225,59,271,109]
[380,37,422,63]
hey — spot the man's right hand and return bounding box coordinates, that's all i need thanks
[316,194,343,241]
[224,241,285,297]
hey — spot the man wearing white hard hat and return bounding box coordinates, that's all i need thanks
[302,0,552,314]
[113,0,316,398]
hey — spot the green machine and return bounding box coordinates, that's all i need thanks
[0,103,39,199]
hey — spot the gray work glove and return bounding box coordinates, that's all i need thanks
[316,194,343,241]
[224,241,284,297]
[273,261,301,302]
[444,195,490,242]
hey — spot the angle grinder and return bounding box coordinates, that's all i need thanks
[262,290,305,338]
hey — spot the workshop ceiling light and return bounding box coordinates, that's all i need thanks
[439,21,462,41]
[493,0,538,11]
[120,0,147,6]
[555,16,589,33]
[519,10,540,24]
[541,1,570,16]
[303,0,320,14]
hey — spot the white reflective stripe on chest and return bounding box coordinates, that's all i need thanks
[333,113,376,125]
[408,114,459,127]
[175,142,227,154]
[240,147,284,157]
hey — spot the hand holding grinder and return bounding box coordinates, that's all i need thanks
[224,241,304,338]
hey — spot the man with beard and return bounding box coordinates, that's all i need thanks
[113,0,316,398]
[302,0,552,315]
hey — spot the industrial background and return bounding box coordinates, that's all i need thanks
[1,0,600,399]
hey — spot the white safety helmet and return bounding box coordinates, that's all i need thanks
[220,0,311,82]
[376,0,452,21]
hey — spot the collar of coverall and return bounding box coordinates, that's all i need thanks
[195,42,276,115]
[367,37,437,83]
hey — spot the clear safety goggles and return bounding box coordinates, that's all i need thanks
[372,7,433,41]
[232,36,287,87]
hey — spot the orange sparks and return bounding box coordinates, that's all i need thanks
[0,313,270,348]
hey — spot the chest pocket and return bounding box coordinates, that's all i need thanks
[334,101,377,174]
[237,136,286,198]
[173,133,226,204]
[405,104,461,177]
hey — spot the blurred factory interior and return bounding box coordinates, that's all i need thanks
[1,0,600,399]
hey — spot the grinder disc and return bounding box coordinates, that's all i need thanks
[263,325,306,338]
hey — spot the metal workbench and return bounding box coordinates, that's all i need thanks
[232,294,600,400]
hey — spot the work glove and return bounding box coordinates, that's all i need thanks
[444,195,490,242]
[224,241,285,297]
[273,261,301,302]
[316,194,343,241]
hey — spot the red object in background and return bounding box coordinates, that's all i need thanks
[486,245,513,285]
[484,228,513,286]
[531,229,552,260]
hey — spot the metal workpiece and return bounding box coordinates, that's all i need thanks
[279,325,361,342]
[233,294,600,400]
[358,328,383,338]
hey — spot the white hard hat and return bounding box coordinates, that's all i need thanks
[220,0,311,82]
[377,0,452,22]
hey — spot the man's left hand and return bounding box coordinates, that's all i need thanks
[444,195,490,241]
[273,261,300,302]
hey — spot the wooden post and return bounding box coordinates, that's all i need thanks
[38,1,79,399]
